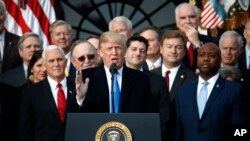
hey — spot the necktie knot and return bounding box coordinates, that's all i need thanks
[57,83,62,88]
[202,81,209,86]
[165,70,171,76]
[150,64,155,70]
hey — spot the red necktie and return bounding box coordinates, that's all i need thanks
[165,71,171,91]
[57,83,66,122]
[188,43,194,67]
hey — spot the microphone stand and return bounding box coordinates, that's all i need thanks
[109,63,116,113]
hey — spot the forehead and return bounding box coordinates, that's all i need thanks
[74,43,93,54]
[129,41,146,49]
[177,5,196,17]
[53,25,70,32]
[140,30,157,38]
[198,45,219,54]
[112,22,128,29]
[163,37,184,44]
[46,49,64,59]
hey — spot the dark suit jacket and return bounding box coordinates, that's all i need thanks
[1,31,22,74]
[151,65,197,103]
[238,47,248,72]
[0,65,26,87]
[173,77,247,141]
[0,82,18,141]
[143,69,170,140]
[81,65,157,113]
[182,34,219,71]
[18,78,77,141]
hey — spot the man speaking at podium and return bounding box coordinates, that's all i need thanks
[76,31,157,113]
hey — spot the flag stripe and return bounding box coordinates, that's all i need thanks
[3,0,31,33]
[28,0,52,44]
[3,0,56,48]
[200,2,224,29]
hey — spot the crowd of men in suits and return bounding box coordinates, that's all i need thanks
[0,1,250,141]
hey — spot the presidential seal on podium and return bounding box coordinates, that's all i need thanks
[95,121,132,141]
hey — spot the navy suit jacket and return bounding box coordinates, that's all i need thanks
[173,77,247,141]
[143,69,170,140]
[151,65,197,103]
[81,65,157,113]
[1,31,22,74]
[18,78,77,141]
[0,82,18,141]
[0,65,26,87]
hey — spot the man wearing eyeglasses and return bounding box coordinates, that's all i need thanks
[151,30,196,103]
[70,39,98,71]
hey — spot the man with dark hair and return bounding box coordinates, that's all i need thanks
[139,26,162,71]
[125,35,170,140]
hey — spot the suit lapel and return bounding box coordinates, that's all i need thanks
[201,77,224,118]
[42,79,60,120]
[96,66,110,110]
[66,79,75,113]
[170,65,187,100]
[120,66,135,110]
[190,80,201,119]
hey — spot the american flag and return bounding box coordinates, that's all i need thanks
[200,0,226,29]
[3,0,56,48]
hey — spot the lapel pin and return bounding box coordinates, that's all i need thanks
[216,84,219,87]
[69,90,72,94]
[181,75,184,79]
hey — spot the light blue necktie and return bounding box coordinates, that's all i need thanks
[113,72,120,113]
[248,56,250,70]
[197,81,209,118]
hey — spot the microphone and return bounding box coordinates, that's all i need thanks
[109,63,117,75]
[109,63,117,113]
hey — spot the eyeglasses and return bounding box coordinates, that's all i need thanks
[77,54,95,62]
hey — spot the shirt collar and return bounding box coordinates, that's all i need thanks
[162,64,181,76]
[104,65,123,76]
[198,73,219,86]
[47,76,67,90]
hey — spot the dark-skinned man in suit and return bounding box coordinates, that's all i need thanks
[173,43,247,141]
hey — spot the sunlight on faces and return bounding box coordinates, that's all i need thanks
[125,41,147,68]
[19,36,41,65]
[161,38,186,67]
[71,42,97,70]
[140,30,160,57]
[31,58,47,83]
[176,4,199,33]
[220,36,242,66]
[50,24,72,50]
[44,48,67,81]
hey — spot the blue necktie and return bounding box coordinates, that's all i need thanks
[113,72,120,113]
[198,81,209,118]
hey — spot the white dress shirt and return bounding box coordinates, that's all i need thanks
[197,73,219,99]
[245,45,250,69]
[162,64,181,91]
[47,76,68,107]
[104,65,123,112]
[0,31,5,61]
[146,57,162,70]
